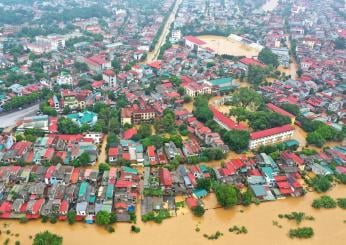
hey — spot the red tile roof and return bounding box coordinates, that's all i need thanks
[211,107,246,130]
[159,168,172,187]
[108,147,119,157]
[123,128,137,140]
[266,103,295,118]
[250,124,294,140]
[240,58,266,68]
[184,36,206,46]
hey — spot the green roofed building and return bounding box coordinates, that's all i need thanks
[193,189,208,199]
[79,182,88,198]
[207,77,238,93]
[67,110,97,126]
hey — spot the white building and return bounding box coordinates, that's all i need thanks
[249,124,294,149]
[170,29,182,43]
[56,72,73,86]
[102,69,117,88]
[84,133,104,144]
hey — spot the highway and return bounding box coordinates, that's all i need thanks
[0,104,39,128]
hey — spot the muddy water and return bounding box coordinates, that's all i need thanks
[261,0,279,12]
[197,35,260,58]
[1,184,345,245]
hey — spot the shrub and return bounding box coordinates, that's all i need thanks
[337,198,346,209]
[289,227,314,239]
[228,225,248,234]
[192,205,205,217]
[131,225,140,233]
[312,196,337,209]
[19,217,28,224]
[106,225,115,233]
[278,212,314,224]
[41,215,49,223]
[310,175,333,192]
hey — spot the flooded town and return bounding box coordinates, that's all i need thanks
[0,0,345,244]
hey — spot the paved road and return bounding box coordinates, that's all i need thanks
[0,104,39,128]
[146,0,183,62]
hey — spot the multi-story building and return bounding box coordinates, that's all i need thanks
[249,124,295,150]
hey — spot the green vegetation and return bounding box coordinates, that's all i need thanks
[213,184,238,208]
[143,188,164,197]
[258,48,279,67]
[131,225,141,233]
[310,175,333,193]
[231,88,263,110]
[223,130,250,153]
[196,178,212,192]
[241,190,253,206]
[67,211,76,225]
[336,198,346,209]
[312,196,337,209]
[193,96,213,123]
[335,174,346,184]
[142,210,170,223]
[58,117,80,134]
[98,163,111,173]
[192,205,205,217]
[288,227,314,239]
[203,231,223,240]
[95,211,117,226]
[33,231,63,245]
[228,225,248,234]
[299,118,343,147]
[278,212,314,224]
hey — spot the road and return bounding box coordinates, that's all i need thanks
[146,0,183,62]
[0,104,39,128]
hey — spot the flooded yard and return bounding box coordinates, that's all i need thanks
[1,184,345,245]
[197,35,260,58]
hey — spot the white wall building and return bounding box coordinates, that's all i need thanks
[249,124,294,149]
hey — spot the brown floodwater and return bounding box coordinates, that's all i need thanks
[1,184,345,245]
[197,35,260,58]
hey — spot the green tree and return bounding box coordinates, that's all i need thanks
[58,117,80,134]
[98,163,110,173]
[306,132,325,147]
[193,96,213,123]
[229,107,248,123]
[213,184,238,208]
[231,88,263,110]
[223,130,250,153]
[196,178,212,191]
[258,48,279,67]
[95,211,111,225]
[67,211,76,225]
[241,190,253,206]
[192,205,205,217]
[33,231,63,245]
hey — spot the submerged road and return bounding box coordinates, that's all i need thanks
[0,104,39,128]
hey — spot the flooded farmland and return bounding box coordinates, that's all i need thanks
[1,184,345,245]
